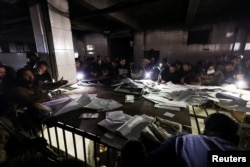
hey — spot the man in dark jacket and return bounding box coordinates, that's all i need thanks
[12,67,67,108]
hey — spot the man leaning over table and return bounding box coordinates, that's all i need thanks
[12,67,68,107]
[4,67,67,129]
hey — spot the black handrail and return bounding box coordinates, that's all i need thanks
[42,121,120,167]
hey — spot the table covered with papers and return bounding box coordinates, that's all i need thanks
[45,78,250,150]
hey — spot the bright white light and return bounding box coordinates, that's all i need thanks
[77,72,84,80]
[236,80,247,89]
[224,84,237,91]
[226,32,234,37]
[74,52,79,58]
[86,45,94,51]
[159,63,162,68]
[145,72,151,79]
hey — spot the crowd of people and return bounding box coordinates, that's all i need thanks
[0,52,68,166]
[0,52,68,121]
[0,52,248,166]
[75,54,250,89]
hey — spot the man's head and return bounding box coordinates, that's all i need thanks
[104,56,110,63]
[182,62,192,72]
[111,59,118,67]
[231,55,241,65]
[224,62,234,72]
[16,68,35,85]
[169,63,177,73]
[206,62,215,75]
[174,60,182,70]
[35,61,49,75]
[75,58,81,68]
[203,113,239,144]
[141,59,150,67]
[119,58,126,66]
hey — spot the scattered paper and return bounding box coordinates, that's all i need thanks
[42,95,72,112]
[106,110,126,122]
[79,113,99,119]
[52,93,91,116]
[155,104,180,111]
[163,112,175,118]
[84,97,123,111]
[125,95,134,103]
[116,114,155,139]
[143,94,187,108]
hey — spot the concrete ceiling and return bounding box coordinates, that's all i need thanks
[1,0,250,37]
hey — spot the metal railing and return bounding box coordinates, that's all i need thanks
[40,103,250,167]
[41,122,120,167]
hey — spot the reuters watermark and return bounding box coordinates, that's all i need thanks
[208,151,250,167]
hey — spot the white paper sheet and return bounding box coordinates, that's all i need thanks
[106,110,126,122]
[143,94,187,108]
[53,93,91,116]
[155,104,181,111]
[84,97,123,111]
[125,95,134,103]
[163,112,175,118]
[115,114,155,139]
[79,113,99,119]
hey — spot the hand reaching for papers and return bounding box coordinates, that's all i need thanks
[59,77,68,86]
